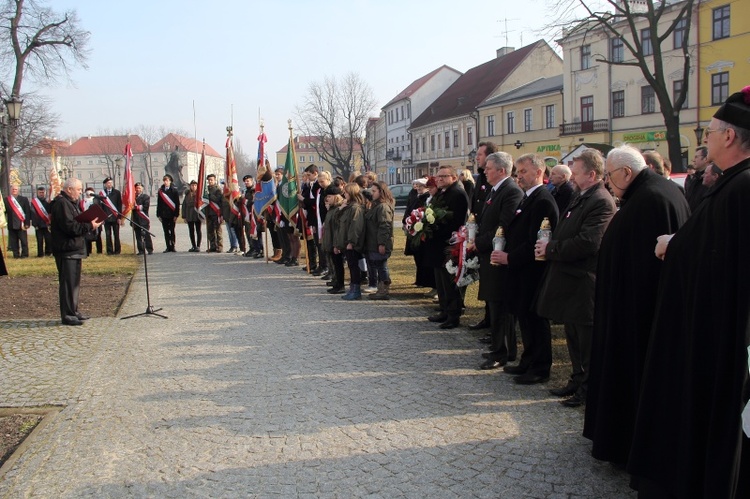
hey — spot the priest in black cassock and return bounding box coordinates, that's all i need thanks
[628,87,750,498]
[582,145,689,466]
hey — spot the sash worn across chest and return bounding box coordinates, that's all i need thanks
[31,197,51,224]
[7,196,26,222]
[158,189,176,212]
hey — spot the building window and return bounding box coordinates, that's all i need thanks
[581,96,594,122]
[407,103,411,119]
[437,134,441,150]
[467,126,473,146]
[431,135,435,151]
[581,44,591,70]
[673,18,688,49]
[487,115,495,136]
[395,108,399,121]
[612,90,625,118]
[421,137,425,153]
[76,160,81,165]
[641,86,656,114]
[545,105,555,128]
[89,172,94,179]
[610,37,624,63]
[88,159,93,164]
[299,155,305,162]
[506,112,515,134]
[444,131,450,149]
[641,28,653,56]
[524,109,532,131]
[453,129,458,148]
[711,72,729,105]
[415,139,420,154]
[713,5,730,40]
[673,80,687,107]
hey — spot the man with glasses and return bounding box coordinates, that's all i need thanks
[424,166,469,329]
[629,86,750,497]
[583,144,689,468]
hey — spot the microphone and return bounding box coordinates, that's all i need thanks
[89,193,107,201]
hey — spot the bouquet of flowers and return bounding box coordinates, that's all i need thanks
[445,225,480,287]
[404,204,452,250]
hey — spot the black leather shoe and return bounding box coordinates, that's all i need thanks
[478,335,492,344]
[285,258,299,267]
[439,319,460,329]
[479,359,505,370]
[75,313,90,321]
[549,384,578,397]
[503,364,528,375]
[481,350,504,360]
[468,319,490,331]
[327,286,345,294]
[427,314,448,323]
[514,373,550,385]
[561,393,586,407]
[62,317,83,326]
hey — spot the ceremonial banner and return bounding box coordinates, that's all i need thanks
[121,143,135,216]
[257,130,267,168]
[0,188,7,229]
[195,144,208,220]
[253,131,276,215]
[277,135,299,220]
[224,134,241,202]
[48,148,62,202]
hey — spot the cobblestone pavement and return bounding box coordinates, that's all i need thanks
[0,224,634,498]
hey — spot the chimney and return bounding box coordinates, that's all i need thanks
[497,47,515,58]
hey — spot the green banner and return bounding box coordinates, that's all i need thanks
[623,130,667,143]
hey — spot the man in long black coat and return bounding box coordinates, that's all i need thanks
[473,152,523,369]
[131,182,153,255]
[628,88,750,498]
[535,149,616,407]
[156,174,180,252]
[424,166,468,329]
[100,177,123,255]
[492,154,558,385]
[582,145,690,467]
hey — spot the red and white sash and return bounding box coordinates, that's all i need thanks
[158,189,176,212]
[209,200,222,222]
[7,196,25,223]
[31,197,51,224]
[134,204,150,222]
[99,190,120,216]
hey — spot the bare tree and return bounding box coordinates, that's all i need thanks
[0,0,90,193]
[551,0,694,171]
[134,124,161,195]
[296,72,377,179]
[233,138,255,179]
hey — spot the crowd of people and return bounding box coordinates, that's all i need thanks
[2,88,748,498]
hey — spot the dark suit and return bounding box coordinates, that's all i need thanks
[30,195,53,256]
[131,193,153,254]
[422,181,469,322]
[156,185,180,251]
[536,182,616,396]
[551,181,574,214]
[101,188,122,254]
[6,193,32,257]
[476,177,524,361]
[505,185,559,376]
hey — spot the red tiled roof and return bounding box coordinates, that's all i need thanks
[23,138,71,157]
[410,41,544,129]
[276,136,363,154]
[66,135,150,156]
[151,133,223,158]
[382,65,462,109]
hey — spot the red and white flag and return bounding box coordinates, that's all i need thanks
[121,143,135,216]
[224,134,241,203]
[195,143,207,220]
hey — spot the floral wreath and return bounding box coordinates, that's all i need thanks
[445,225,480,287]
[404,204,452,250]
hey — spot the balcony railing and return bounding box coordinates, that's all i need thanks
[559,119,609,136]
[386,151,402,161]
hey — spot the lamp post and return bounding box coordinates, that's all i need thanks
[468,149,477,172]
[694,124,705,145]
[115,157,124,189]
[1,95,23,195]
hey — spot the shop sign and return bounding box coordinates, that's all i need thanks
[623,130,666,143]
[536,144,561,154]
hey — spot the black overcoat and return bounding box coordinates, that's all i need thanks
[583,168,690,466]
[628,158,750,498]
[475,178,523,302]
[504,185,558,314]
[535,181,616,324]
[421,181,468,269]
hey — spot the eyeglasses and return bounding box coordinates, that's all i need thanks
[436,174,452,178]
[604,167,626,180]
[704,127,726,138]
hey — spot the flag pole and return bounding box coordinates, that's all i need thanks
[288,120,311,273]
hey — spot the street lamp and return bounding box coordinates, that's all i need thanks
[468,149,477,171]
[115,157,124,188]
[1,94,23,195]
[694,124,705,144]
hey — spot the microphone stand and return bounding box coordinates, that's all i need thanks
[114,206,167,320]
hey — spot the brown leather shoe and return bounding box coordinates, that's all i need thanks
[270,249,283,261]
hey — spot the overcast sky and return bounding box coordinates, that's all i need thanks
[40,0,562,157]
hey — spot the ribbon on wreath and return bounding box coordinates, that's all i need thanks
[448,225,469,285]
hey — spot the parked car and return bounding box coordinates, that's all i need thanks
[670,172,687,188]
[388,183,414,207]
